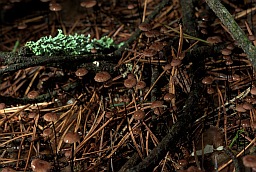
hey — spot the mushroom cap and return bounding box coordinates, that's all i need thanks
[27,91,39,99]
[178,159,188,168]
[138,23,152,31]
[225,58,233,66]
[136,81,146,90]
[207,87,215,94]
[243,155,256,168]
[43,112,58,122]
[31,159,51,172]
[206,36,222,44]
[64,149,72,159]
[149,42,165,51]
[144,30,160,38]
[1,167,16,172]
[94,71,111,82]
[251,87,256,95]
[164,93,175,101]
[0,103,6,109]
[42,128,53,138]
[124,78,137,88]
[64,132,80,144]
[49,2,62,11]
[221,48,232,56]
[226,44,235,50]
[80,0,97,8]
[143,49,157,57]
[238,119,251,128]
[151,100,164,109]
[75,67,88,77]
[235,104,246,112]
[202,76,214,85]
[242,102,253,110]
[133,110,145,120]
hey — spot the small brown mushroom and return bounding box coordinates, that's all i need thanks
[235,104,246,112]
[42,128,53,138]
[49,2,62,11]
[43,112,58,122]
[243,155,256,169]
[75,67,88,78]
[31,159,51,172]
[149,42,165,51]
[163,93,175,102]
[80,0,97,8]
[27,91,39,99]
[1,167,16,172]
[202,76,214,85]
[151,100,164,109]
[124,77,137,89]
[143,49,157,57]
[133,110,145,120]
[221,48,232,56]
[64,132,80,144]
[144,30,160,38]
[251,87,256,95]
[138,23,152,31]
[94,71,111,82]
[242,102,253,110]
[136,81,146,90]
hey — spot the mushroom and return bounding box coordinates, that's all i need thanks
[43,112,58,122]
[251,87,256,95]
[143,49,157,57]
[136,81,146,90]
[64,132,80,144]
[42,128,53,139]
[202,76,214,85]
[163,93,175,102]
[75,67,88,79]
[94,71,111,83]
[144,30,160,38]
[149,42,165,51]
[133,110,145,120]
[31,159,51,172]
[63,132,80,172]
[235,104,246,112]
[138,23,152,31]
[221,48,232,56]
[124,77,137,89]
[1,167,16,172]
[27,90,39,99]
[80,0,97,8]
[242,102,253,110]
[243,155,256,172]
[49,2,62,12]
[151,100,164,109]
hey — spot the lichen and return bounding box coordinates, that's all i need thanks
[25,29,124,56]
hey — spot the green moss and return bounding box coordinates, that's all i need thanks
[25,29,124,56]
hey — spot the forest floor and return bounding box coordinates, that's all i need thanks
[0,0,256,172]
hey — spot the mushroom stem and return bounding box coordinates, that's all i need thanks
[51,121,60,171]
[70,145,74,172]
